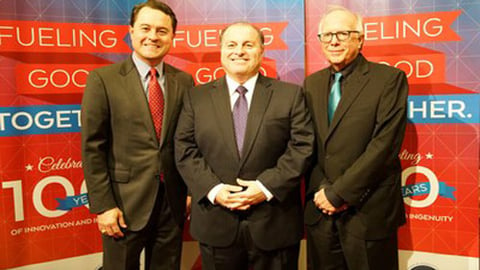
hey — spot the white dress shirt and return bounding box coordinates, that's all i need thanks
[207,73,274,204]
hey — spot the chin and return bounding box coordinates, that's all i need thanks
[329,58,345,64]
[230,68,248,74]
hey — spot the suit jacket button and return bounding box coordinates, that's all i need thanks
[325,155,330,160]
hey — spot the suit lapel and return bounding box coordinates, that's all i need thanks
[326,56,370,143]
[240,75,272,165]
[120,58,158,143]
[313,70,331,143]
[210,77,239,160]
[160,64,179,149]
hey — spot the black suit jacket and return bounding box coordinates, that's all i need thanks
[81,57,194,231]
[304,54,408,240]
[175,74,314,250]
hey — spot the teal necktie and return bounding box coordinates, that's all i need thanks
[328,72,343,123]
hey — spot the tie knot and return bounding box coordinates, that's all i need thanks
[334,72,342,82]
[236,85,247,96]
[149,68,158,78]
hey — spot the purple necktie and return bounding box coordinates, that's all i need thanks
[233,85,248,156]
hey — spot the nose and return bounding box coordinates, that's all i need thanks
[233,45,244,55]
[147,29,158,40]
[329,34,340,45]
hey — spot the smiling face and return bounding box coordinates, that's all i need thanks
[319,10,364,71]
[220,23,264,84]
[129,6,174,67]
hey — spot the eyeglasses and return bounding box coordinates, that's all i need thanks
[317,31,360,43]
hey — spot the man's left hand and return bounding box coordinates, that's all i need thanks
[228,179,267,210]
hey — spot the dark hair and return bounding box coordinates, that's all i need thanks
[220,22,265,48]
[130,0,178,33]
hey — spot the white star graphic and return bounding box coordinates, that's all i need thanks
[25,164,34,171]
[425,153,434,159]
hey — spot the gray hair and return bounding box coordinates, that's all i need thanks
[318,5,363,34]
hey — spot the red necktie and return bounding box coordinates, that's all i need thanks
[148,68,164,140]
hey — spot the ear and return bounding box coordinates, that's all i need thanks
[358,34,365,50]
[129,25,134,36]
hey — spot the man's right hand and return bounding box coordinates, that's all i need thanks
[314,189,348,215]
[214,184,244,210]
[97,207,127,238]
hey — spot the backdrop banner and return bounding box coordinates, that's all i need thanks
[1,0,478,269]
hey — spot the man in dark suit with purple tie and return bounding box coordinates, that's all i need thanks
[175,22,314,270]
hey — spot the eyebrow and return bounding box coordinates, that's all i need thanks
[225,40,256,44]
[137,23,170,29]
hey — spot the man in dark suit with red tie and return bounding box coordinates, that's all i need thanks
[303,5,409,270]
[175,22,314,270]
[81,1,194,269]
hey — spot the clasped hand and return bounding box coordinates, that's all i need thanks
[313,188,348,215]
[214,179,267,211]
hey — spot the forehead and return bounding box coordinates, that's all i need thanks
[134,6,172,27]
[320,10,357,32]
[222,24,260,43]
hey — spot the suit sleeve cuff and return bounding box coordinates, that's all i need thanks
[255,180,274,201]
[324,187,344,208]
[207,184,224,204]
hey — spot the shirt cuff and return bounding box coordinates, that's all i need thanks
[207,183,224,204]
[255,180,274,201]
[324,187,344,208]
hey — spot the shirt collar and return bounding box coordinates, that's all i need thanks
[226,73,259,96]
[329,53,361,80]
[131,52,164,80]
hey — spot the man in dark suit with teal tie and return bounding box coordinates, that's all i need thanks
[81,1,194,269]
[304,5,409,270]
[175,22,314,270]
